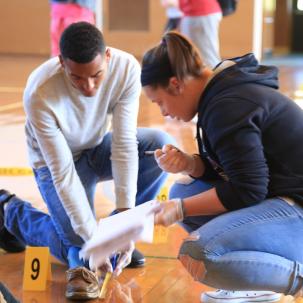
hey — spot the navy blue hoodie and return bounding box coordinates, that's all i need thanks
[197,53,303,210]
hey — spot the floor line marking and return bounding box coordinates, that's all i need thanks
[0,167,33,176]
[145,256,177,260]
[0,87,24,93]
[0,101,23,112]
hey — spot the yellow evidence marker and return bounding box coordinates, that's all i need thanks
[23,247,52,291]
[153,186,169,244]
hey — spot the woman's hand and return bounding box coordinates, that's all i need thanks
[154,144,195,175]
[154,198,184,227]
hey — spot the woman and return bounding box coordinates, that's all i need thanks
[141,31,303,302]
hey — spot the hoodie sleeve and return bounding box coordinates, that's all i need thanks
[204,97,270,210]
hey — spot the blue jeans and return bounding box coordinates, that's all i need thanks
[170,178,303,295]
[4,128,175,266]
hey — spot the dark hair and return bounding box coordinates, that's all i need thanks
[141,31,204,88]
[60,22,106,63]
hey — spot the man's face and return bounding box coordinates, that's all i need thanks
[60,49,110,97]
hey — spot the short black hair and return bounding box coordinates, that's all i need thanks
[59,22,106,63]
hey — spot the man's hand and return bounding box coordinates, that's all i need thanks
[154,144,195,175]
[113,241,135,277]
[93,257,113,275]
[154,198,184,227]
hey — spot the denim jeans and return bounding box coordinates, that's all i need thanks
[170,177,303,295]
[0,282,19,303]
[4,128,175,266]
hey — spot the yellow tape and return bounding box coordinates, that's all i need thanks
[0,167,33,176]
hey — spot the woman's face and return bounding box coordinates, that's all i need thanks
[143,82,196,122]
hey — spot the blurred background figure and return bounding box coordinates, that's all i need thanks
[161,0,183,32]
[179,0,222,68]
[50,0,96,57]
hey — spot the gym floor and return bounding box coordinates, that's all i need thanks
[0,54,302,302]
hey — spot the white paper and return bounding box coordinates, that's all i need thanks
[79,200,158,269]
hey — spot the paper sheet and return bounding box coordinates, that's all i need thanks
[79,200,158,269]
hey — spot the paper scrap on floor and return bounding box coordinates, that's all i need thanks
[79,200,158,269]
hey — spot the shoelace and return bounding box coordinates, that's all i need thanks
[66,267,98,284]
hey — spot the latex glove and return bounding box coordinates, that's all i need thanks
[91,257,113,276]
[154,198,184,227]
[154,144,195,175]
[113,241,135,277]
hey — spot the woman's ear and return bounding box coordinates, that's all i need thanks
[168,77,183,95]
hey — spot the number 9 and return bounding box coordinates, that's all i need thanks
[31,258,40,280]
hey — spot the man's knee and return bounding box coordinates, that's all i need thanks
[149,129,176,147]
[138,128,175,147]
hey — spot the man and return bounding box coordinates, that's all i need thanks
[22,22,173,300]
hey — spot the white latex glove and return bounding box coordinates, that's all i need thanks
[113,241,135,277]
[90,256,113,276]
[154,198,184,227]
[154,144,195,175]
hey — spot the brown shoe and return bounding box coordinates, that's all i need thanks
[65,267,99,300]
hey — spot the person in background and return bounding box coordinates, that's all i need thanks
[179,0,222,68]
[140,31,303,303]
[50,0,96,57]
[160,0,183,32]
[22,22,174,300]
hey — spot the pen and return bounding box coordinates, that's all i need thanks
[110,254,118,271]
[145,147,180,155]
[144,150,155,155]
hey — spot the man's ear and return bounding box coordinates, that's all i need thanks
[59,55,65,69]
[168,77,183,95]
[105,48,111,63]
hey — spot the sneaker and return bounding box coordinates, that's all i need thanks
[65,267,100,300]
[126,248,145,268]
[201,289,281,303]
[0,190,25,253]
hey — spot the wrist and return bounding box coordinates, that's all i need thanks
[182,154,196,175]
[172,198,185,221]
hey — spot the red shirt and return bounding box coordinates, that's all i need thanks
[179,0,221,16]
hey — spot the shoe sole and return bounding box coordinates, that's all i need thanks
[65,290,99,301]
[126,261,145,268]
[201,294,282,303]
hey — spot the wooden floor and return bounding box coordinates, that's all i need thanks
[0,54,303,302]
